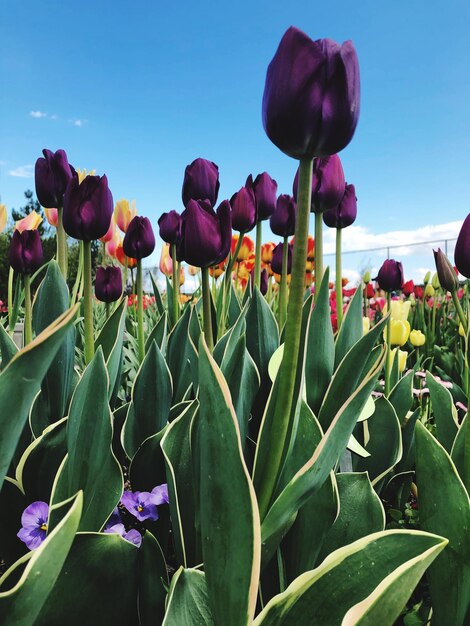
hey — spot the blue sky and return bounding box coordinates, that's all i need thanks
[1,0,469,280]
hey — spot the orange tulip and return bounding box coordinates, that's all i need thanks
[15,210,42,233]
[231,234,254,261]
[159,243,173,276]
[114,199,137,233]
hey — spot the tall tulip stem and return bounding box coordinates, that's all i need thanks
[7,267,14,333]
[201,266,213,351]
[314,211,323,297]
[384,292,392,396]
[335,228,343,329]
[255,156,313,519]
[57,207,68,278]
[171,243,180,323]
[83,240,95,365]
[278,236,288,329]
[254,220,263,289]
[23,274,32,345]
[452,290,468,335]
[137,259,145,363]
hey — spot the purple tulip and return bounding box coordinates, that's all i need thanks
[158,210,182,245]
[433,249,458,293]
[323,183,357,229]
[293,155,345,213]
[35,148,75,208]
[120,491,159,522]
[247,172,278,221]
[17,501,49,550]
[251,267,269,295]
[270,194,297,237]
[63,173,113,241]
[176,199,232,268]
[262,27,360,159]
[230,185,257,233]
[455,213,470,278]
[123,216,156,260]
[104,523,142,547]
[271,241,293,275]
[376,259,404,293]
[95,266,122,302]
[9,229,43,275]
[182,158,220,207]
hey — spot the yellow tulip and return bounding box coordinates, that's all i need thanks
[15,210,42,233]
[0,204,7,233]
[114,199,137,233]
[423,270,431,284]
[385,319,410,346]
[388,300,411,321]
[424,283,435,297]
[459,323,467,338]
[159,243,173,276]
[409,329,425,347]
[77,168,96,184]
[388,348,408,373]
[362,317,370,335]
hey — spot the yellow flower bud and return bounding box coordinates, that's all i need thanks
[384,319,411,346]
[363,271,371,284]
[77,168,96,184]
[459,323,466,338]
[362,317,370,335]
[397,349,407,373]
[431,272,440,289]
[424,284,435,297]
[389,300,411,321]
[0,204,7,233]
[114,199,137,233]
[409,329,425,347]
[424,271,431,284]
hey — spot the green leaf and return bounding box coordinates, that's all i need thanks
[426,371,459,453]
[129,427,168,492]
[245,286,279,385]
[334,283,363,369]
[150,272,165,318]
[94,299,127,402]
[0,322,18,369]
[0,304,79,490]
[319,472,385,561]
[415,421,470,626]
[167,306,197,403]
[33,261,76,424]
[254,530,447,626]
[138,531,168,626]
[145,311,168,354]
[0,493,83,625]
[388,371,413,425]
[163,568,214,626]
[122,341,172,458]
[0,477,27,568]
[49,348,123,532]
[451,413,467,481]
[198,336,260,626]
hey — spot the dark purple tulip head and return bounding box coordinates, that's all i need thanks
[63,173,113,241]
[323,183,357,229]
[455,213,470,278]
[123,216,155,260]
[230,185,257,233]
[17,501,49,550]
[376,259,404,293]
[271,241,293,275]
[35,148,75,208]
[95,266,122,302]
[262,27,360,159]
[182,158,220,207]
[158,210,182,245]
[433,248,458,293]
[9,229,43,275]
[293,155,345,213]
[247,172,278,221]
[176,198,232,268]
[270,194,297,237]
[251,267,269,295]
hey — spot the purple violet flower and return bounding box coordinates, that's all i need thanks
[104,523,142,548]
[150,483,169,505]
[17,501,49,550]
[120,491,159,522]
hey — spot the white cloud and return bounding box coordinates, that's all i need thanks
[50,114,58,120]
[70,119,85,127]
[8,164,34,178]
[30,110,47,118]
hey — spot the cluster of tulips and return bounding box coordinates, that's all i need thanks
[1,24,470,626]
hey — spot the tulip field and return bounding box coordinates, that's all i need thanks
[1,25,470,626]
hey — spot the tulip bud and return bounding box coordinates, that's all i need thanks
[423,271,431,284]
[294,155,345,214]
[158,210,182,245]
[95,266,122,303]
[389,300,411,322]
[362,317,370,335]
[363,271,371,284]
[9,229,43,274]
[159,243,173,276]
[262,27,360,159]
[271,241,292,275]
[230,186,257,233]
[431,272,440,290]
[425,284,435,298]
[402,280,414,297]
[44,208,59,228]
[123,216,156,260]
[385,319,411,346]
[63,174,113,241]
[35,148,75,208]
[455,213,470,278]
[0,204,7,233]
[410,329,425,347]
[232,235,254,262]
[251,267,269,295]
[397,349,407,373]
[182,158,220,208]
[459,323,466,338]
[433,248,458,293]
[247,172,278,221]
[323,183,357,228]
[270,195,296,237]
[376,259,404,292]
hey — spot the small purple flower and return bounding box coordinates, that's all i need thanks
[120,491,159,522]
[150,483,169,505]
[104,522,142,548]
[17,501,49,550]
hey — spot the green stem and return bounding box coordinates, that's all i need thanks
[452,290,468,335]
[57,207,68,278]
[201,266,213,351]
[83,240,94,365]
[219,234,245,335]
[71,241,84,307]
[335,228,343,330]
[314,211,323,298]
[278,236,288,329]
[7,267,14,332]
[23,274,32,345]
[171,243,180,323]
[101,241,107,266]
[385,292,392,396]
[137,260,145,363]
[255,157,313,519]
[254,220,262,290]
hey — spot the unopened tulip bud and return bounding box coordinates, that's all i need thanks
[433,248,458,293]
[423,271,431,284]
[362,317,370,335]
[385,319,411,346]
[431,272,440,290]
[95,266,122,303]
[376,259,404,293]
[35,148,74,208]
[410,329,425,347]
[123,216,155,260]
[9,230,43,274]
[363,271,371,284]
[44,208,59,228]
[425,284,435,298]
[459,323,466,338]
[455,213,470,278]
